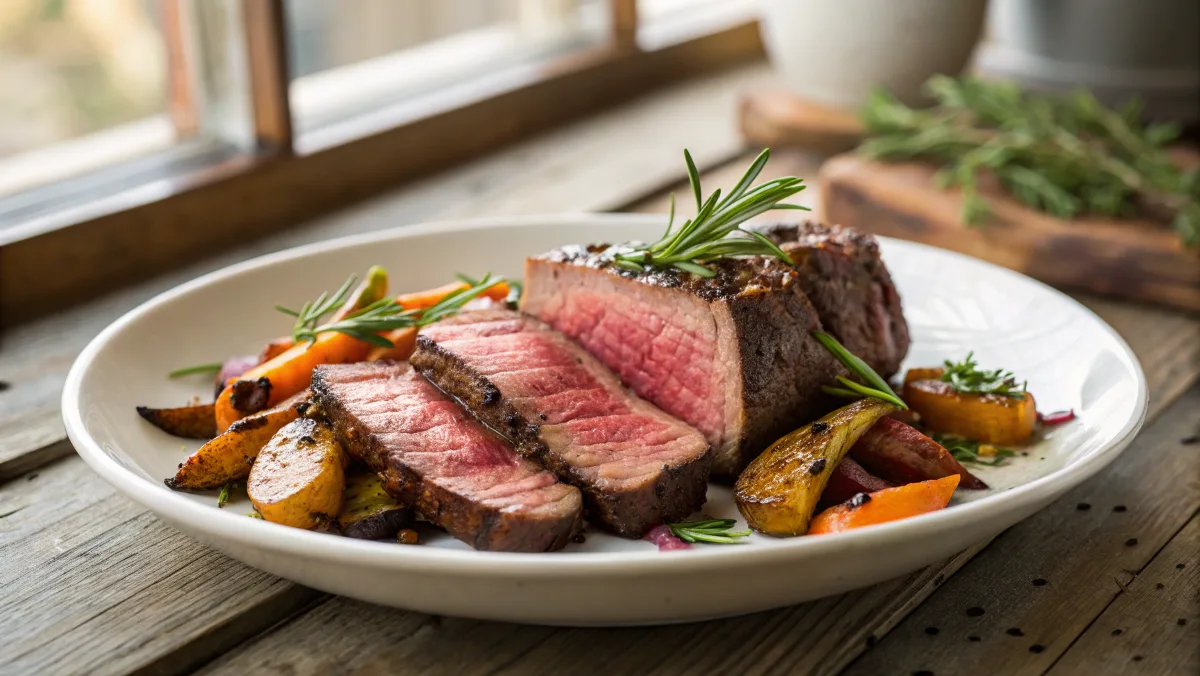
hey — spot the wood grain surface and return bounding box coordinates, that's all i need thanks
[739,90,865,155]
[820,154,1200,313]
[1,64,1197,676]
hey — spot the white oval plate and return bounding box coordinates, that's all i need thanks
[63,214,1146,626]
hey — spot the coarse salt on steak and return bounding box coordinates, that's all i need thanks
[410,308,710,538]
[311,361,583,552]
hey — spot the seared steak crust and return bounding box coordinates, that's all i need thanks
[312,361,583,552]
[754,221,910,377]
[522,248,843,475]
[411,309,710,538]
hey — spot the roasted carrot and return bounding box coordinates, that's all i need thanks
[255,267,390,364]
[215,268,388,432]
[808,475,960,535]
[395,280,510,310]
[365,327,418,362]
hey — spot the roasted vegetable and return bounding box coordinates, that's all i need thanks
[136,403,217,439]
[734,398,895,536]
[365,327,418,362]
[248,418,348,529]
[215,272,387,432]
[168,390,310,490]
[808,475,960,535]
[395,280,510,310]
[820,457,892,508]
[903,369,1036,445]
[851,417,987,489]
[338,469,413,539]
[214,355,259,399]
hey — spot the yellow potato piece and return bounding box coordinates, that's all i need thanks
[248,417,347,529]
[735,398,894,537]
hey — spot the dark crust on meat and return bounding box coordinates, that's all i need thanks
[539,244,801,302]
[411,336,709,538]
[754,221,910,377]
[723,283,843,475]
[311,363,582,552]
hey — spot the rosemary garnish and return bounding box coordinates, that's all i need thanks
[941,353,1026,399]
[934,433,1016,467]
[669,518,751,544]
[168,363,223,378]
[859,75,1200,245]
[813,332,908,410]
[288,273,505,348]
[276,274,358,343]
[612,149,809,277]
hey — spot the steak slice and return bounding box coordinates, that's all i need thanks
[520,248,843,476]
[311,361,583,552]
[411,309,710,538]
[754,221,910,377]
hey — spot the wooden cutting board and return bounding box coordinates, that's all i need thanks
[739,91,864,155]
[819,154,1200,313]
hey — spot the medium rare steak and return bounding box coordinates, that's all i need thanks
[754,221,910,377]
[521,248,844,476]
[410,309,710,538]
[311,361,583,552]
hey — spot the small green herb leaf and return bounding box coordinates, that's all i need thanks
[934,433,1016,466]
[168,363,223,378]
[813,332,908,409]
[941,352,1026,399]
[668,517,751,544]
[217,481,239,508]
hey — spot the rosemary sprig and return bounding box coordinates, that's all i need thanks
[859,75,1200,246]
[812,332,908,410]
[168,363,223,378]
[612,149,810,277]
[668,518,751,544]
[933,433,1016,467]
[941,353,1026,399]
[276,274,358,342]
[293,274,505,348]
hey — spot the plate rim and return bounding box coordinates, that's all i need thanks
[62,212,1148,577]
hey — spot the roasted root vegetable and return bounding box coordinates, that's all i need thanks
[903,369,1036,445]
[338,469,413,539]
[215,271,388,432]
[808,475,960,535]
[136,403,217,439]
[850,417,987,489]
[365,327,418,362]
[248,418,348,529]
[734,398,895,536]
[820,457,892,508]
[395,280,510,310]
[168,390,310,490]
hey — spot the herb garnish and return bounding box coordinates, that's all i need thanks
[168,363,223,378]
[279,273,505,348]
[668,518,751,544]
[217,480,238,508]
[813,332,908,410]
[859,75,1200,246]
[941,352,1026,399]
[934,433,1016,467]
[611,149,809,277]
[276,273,360,342]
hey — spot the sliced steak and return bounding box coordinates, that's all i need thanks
[410,309,710,538]
[311,361,583,552]
[754,221,910,377]
[521,249,843,476]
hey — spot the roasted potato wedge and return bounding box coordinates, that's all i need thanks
[137,403,217,439]
[903,379,1036,446]
[339,469,413,539]
[735,398,895,536]
[166,389,310,490]
[248,418,348,529]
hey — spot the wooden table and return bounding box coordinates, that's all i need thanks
[2,65,1197,676]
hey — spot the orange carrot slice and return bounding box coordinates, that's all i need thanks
[808,475,960,535]
[395,280,510,310]
[366,327,418,362]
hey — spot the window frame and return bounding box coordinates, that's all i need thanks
[0,0,762,327]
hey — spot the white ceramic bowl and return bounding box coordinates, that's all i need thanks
[63,214,1146,625]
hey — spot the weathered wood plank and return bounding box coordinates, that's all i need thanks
[0,64,771,476]
[1049,513,1199,675]
[845,385,1200,676]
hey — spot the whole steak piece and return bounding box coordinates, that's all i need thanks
[411,309,710,538]
[521,248,846,476]
[754,221,910,378]
[311,361,583,552]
